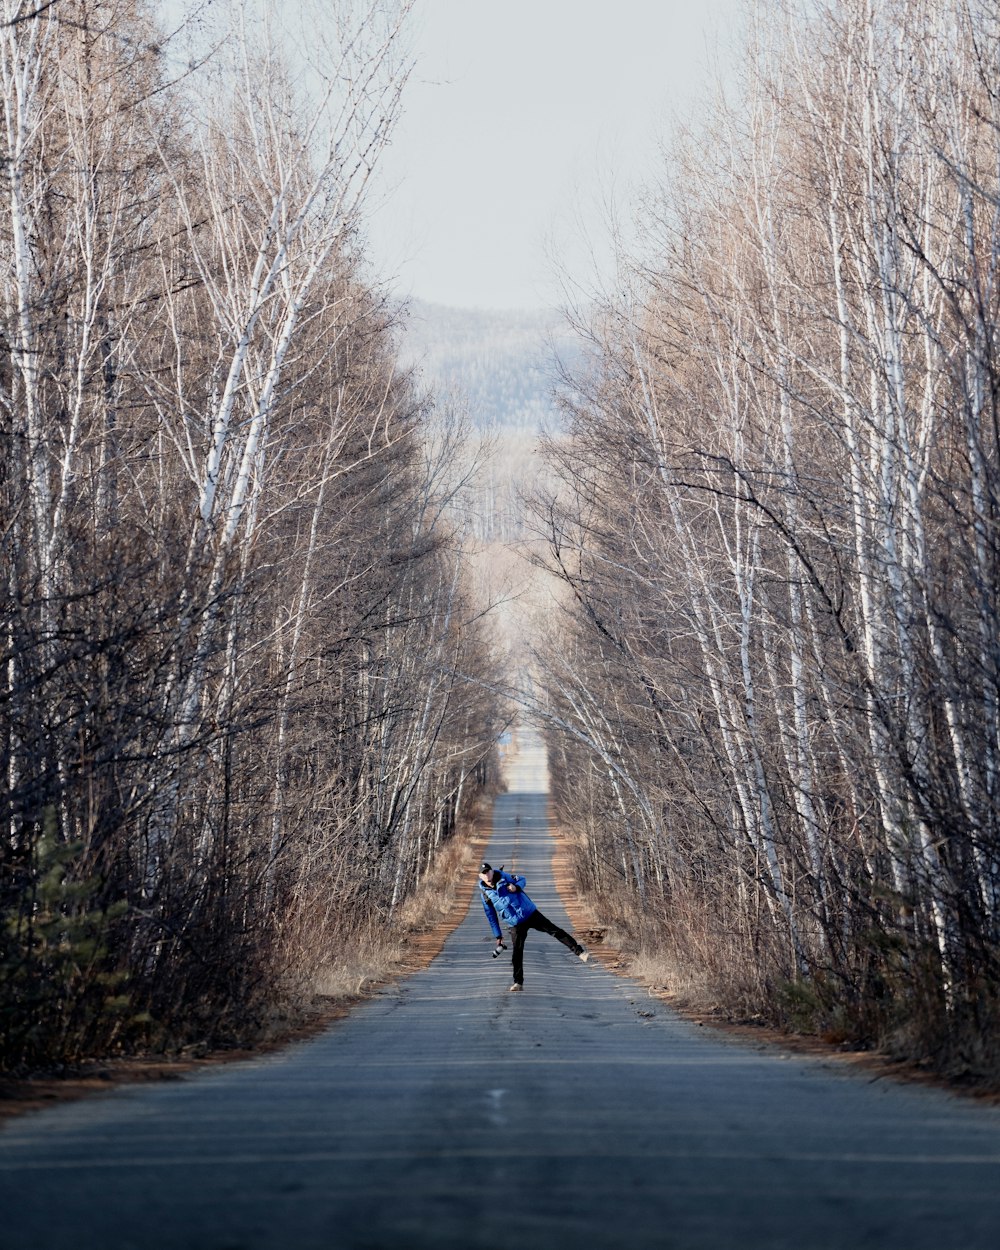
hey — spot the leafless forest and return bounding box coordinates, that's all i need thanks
[537,0,1000,1080]
[6,0,1000,1086]
[0,0,504,1070]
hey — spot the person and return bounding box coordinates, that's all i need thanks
[478,861,588,992]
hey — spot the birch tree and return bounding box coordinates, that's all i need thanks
[1,0,504,1071]
[539,0,1000,1070]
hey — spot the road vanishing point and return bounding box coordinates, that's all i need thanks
[3,729,1000,1249]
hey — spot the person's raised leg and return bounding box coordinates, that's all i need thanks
[527,909,586,957]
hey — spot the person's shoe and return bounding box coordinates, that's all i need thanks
[509,983,523,992]
[578,949,589,963]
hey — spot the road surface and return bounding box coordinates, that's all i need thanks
[3,728,1000,1249]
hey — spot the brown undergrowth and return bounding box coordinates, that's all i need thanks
[549,820,1000,1106]
[0,804,494,1124]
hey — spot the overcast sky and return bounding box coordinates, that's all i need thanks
[364,0,744,311]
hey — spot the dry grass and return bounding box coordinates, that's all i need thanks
[263,793,496,1019]
[625,949,716,1012]
[311,931,404,1000]
[308,814,492,1002]
[394,821,488,936]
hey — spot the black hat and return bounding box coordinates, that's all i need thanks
[479,861,491,874]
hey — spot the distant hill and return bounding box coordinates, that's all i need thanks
[395,301,578,431]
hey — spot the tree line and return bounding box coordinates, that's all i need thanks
[536,0,1000,1078]
[0,0,502,1070]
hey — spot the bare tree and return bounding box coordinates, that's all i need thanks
[538,0,1000,1074]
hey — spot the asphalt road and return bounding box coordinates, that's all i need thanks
[3,729,1000,1249]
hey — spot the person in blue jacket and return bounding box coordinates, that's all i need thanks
[478,861,588,991]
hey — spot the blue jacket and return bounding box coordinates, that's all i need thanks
[480,870,537,938]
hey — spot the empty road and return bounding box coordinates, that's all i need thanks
[3,729,1000,1249]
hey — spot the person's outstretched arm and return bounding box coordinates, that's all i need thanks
[481,888,502,939]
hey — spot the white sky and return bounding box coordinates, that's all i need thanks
[364,0,744,311]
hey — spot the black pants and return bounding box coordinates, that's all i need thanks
[510,910,582,985]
